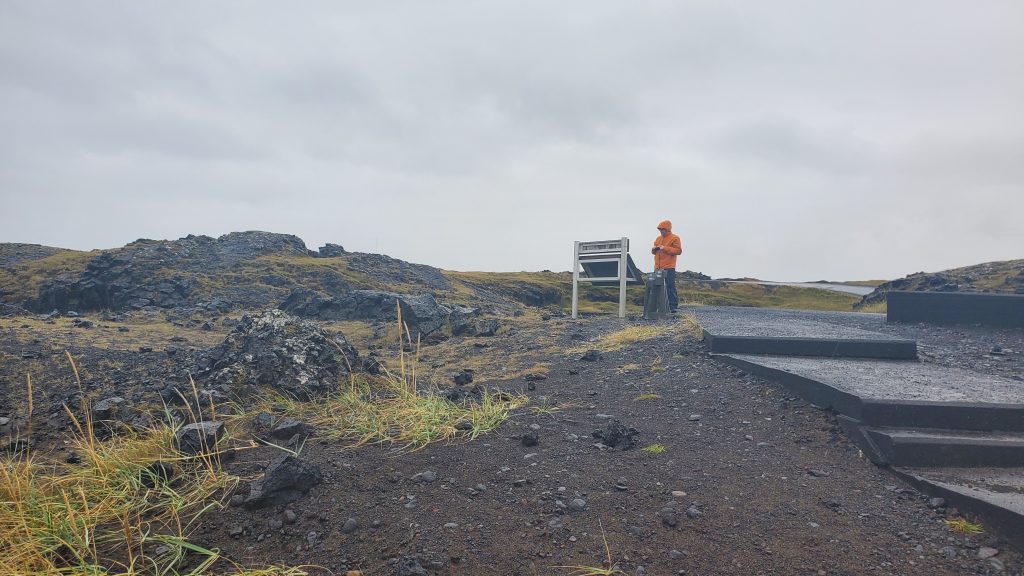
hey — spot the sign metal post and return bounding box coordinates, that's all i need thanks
[572,237,640,319]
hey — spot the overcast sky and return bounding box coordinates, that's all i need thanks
[1,1,1021,281]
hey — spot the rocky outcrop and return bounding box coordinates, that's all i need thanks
[0,243,67,268]
[317,243,346,257]
[344,253,451,291]
[29,232,320,313]
[856,259,1024,309]
[35,251,197,312]
[280,289,452,337]
[195,310,369,400]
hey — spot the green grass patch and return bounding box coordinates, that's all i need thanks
[641,443,667,455]
[679,282,860,311]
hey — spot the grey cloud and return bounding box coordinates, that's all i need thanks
[1,1,1022,281]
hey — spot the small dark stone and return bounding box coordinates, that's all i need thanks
[140,461,175,488]
[341,517,358,534]
[592,419,640,450]
[244,454,323,508]
[581,349,602,362]
[521,431,539,447]
[659,507,678,527]
[271,419,311,440]
[453,370,474,386]
[412,470,438,483]
[91,396,128,421]
[395,556,428,576]
[251,411,273,432]
[175,421,225,455]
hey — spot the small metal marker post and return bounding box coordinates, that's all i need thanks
[572,237,635,319]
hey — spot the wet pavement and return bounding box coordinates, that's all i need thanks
[726,355,1024,404]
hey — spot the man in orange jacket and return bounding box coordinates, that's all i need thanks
[651,219,683,313]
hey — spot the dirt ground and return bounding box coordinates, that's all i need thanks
[1,312,1021,575]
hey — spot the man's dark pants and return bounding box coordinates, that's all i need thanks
[664,268,678,311]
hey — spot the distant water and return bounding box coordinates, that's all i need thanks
[718,280,875,296]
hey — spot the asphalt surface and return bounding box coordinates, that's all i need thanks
[726,355,1024,404]
[693,306,907,341]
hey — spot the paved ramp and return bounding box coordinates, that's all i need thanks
[695,307,916,359]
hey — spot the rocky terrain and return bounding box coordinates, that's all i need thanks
[1,234,1022,575]
[1,306,1020,575]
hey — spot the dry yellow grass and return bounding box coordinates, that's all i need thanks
[0,354,316,575]
[583,324,672,353]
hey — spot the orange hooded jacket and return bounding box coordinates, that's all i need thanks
[653,220,682,270]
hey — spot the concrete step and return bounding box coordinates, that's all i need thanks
[891,466,1024,542]
[717,354,1024,431]
[843,419,1024,467]
[694,306,917,359]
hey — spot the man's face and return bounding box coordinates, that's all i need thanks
[658,227,668,237]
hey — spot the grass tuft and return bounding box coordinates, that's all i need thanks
[586,325,672,353]
[0,354,307,575]
[553,520,626,575]
[633,393,661,401]
[944,517,984,534]
[641,443,667,455]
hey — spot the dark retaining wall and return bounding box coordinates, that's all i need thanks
[887,291,1024,328]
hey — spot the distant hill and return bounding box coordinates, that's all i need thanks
[0,232,880,318]
[0,232,556,315]
[856,259,1024,310]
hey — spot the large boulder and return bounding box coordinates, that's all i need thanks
[197,310,367,400]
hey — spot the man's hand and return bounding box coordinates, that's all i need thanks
[651,246,661,255]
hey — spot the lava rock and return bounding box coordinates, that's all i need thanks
[394,557,428,576]
[592,420,639,450]
[251,411,274,432]
[280,289,450,337]
[453,369,474,386]
[521,431,539,447]
[270,419,311,440]
[581,349,602,362]
[200,310,365,400]
[244,454,323,508]
[91,396,129,422]
[175,421,225,455]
